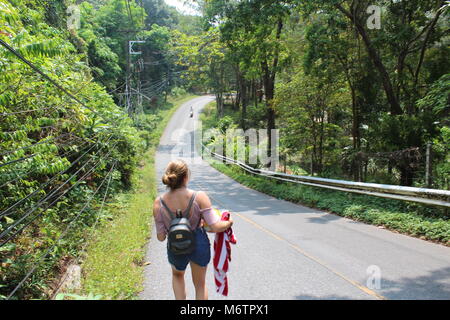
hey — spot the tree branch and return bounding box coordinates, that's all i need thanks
[335,2,403,115]
[414,7,444,87]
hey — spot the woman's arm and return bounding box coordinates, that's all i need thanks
[209,216,233,233]
[153,198,167,242]
[196,191,233,233]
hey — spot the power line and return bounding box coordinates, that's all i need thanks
[0,118,125,170]
[0,39,105,121]
[0,136,91,188]
[1,125,56,135]
[0,139,97,217]
[0,125,109,159]
[0,149,114,248]
[50,160,116,298]
[140,77,168,91]
[0,133,93,171]
[106,79,128,95]
[0,135,113,221]
[0,105,63,117]
[0,153,38,170]
[0,140,117,247]
[0,139,92,190]
[0,133,72,157]
[0,25,134,300]
[6,160,117,300]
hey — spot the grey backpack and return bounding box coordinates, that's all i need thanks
[160,192,197,255]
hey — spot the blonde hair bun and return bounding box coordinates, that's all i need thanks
[162,160,189,189]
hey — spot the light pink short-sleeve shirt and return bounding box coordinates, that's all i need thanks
[155,196,220,236]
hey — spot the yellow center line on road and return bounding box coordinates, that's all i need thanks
[235,211,387,300]
[199,184,387,300]
[189,115,387,300]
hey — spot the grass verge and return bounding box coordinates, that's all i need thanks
[79,95,197,299]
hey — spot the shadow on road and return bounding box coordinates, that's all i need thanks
[380,266,450,300]
[191,169,323,217]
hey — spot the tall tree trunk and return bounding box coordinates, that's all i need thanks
[215,93,223,117]
[413,7,443,89]
[317,109,326,175]
[241,78,248,130]
[260,18,283,166]
[351,86,361,181]
[311,119,318,176]
[335,4,403,115]
[234,68,241,111]
[399,165,414,186]
[262,60,276,164]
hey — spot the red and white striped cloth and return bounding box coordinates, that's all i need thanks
[213,211,237,296]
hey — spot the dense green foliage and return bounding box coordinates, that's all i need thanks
[200,103,450,245]
[189,0,449,189]
[0,0,198,299]
[210,160,450,244]
[1,0,448,300]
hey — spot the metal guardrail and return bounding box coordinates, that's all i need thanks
[201,144,450,208]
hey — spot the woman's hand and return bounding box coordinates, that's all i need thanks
[209,215,233,233]
[228,216,234,228]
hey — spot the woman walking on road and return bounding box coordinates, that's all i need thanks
[153,160,233,300]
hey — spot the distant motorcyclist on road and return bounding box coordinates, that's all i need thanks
[189,106,194,118]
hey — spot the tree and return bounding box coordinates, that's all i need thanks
[203,0,292,161]
[174,28,232,115]
[275,68,346,176]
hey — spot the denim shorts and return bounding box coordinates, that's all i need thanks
[167,227,211,271]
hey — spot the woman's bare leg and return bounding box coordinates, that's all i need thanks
[190,261,208,300]
[171,265,186,300]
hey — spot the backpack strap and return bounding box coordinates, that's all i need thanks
[159,191,197,220]
[183,191,197,219]
[159,197,176,220]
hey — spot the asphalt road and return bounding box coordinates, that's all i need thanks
[140,96,450,300]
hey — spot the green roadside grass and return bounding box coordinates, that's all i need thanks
[79,95,197,300]
[200,103,450,246]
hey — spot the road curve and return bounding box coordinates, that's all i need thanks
[140,96,450,300]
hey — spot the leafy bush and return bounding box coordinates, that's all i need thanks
[171,87,187,97]
[0,1,144,299]
[210,160,450,245]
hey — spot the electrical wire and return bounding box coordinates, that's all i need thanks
[0,139,92,190]
[50,160,117,298]
[0,140,118,247]
[0,39,107,122]
[0,133,72,157]
[1,126,57,135]
[0,153,38,170]
[0,105,63,117]
[6,160,117,300]
[0,135,113,221]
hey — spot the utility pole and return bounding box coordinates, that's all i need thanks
[120,31,134,117]
[117,29,144,117]
[125,40,145,117]
[126,44,131,116]
[137,58,143,117]
[165,64,170,102]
